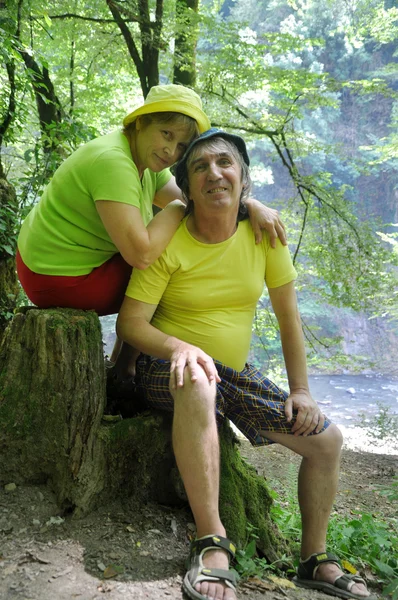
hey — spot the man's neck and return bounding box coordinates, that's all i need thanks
[187,210,238,244]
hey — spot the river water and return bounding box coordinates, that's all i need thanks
[308,374,398,454]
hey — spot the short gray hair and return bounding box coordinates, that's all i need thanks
[178,138,252,220]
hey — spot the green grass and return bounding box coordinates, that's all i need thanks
[234,468,398,599]
[269,481,398,599]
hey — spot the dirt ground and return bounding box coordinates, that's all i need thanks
[1,440,397,600]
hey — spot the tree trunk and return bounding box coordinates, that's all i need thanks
[173,0,199,87]
[0,308,287,561]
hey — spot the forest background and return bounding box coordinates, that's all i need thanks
[0,2,398,599]
[0,0,397,380]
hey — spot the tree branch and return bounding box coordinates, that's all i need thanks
[207,89,368,257]
[49,13,140,24]
[106,0,148,96]
[0,61,16,179]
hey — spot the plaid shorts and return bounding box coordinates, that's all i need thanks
[135,355,330,447]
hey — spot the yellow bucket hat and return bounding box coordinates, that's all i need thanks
[123,84,211,133]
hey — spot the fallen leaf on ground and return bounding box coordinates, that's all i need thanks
[268,574,297,589]
[103,564,124,579]
[243,576,276,591]
[342,559,357,574]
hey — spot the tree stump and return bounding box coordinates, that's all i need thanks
[0,308,288,561]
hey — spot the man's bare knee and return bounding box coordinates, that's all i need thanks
[309,424,343,461]
[170,366,216,403]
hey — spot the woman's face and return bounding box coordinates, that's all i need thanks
[133,118,193,173]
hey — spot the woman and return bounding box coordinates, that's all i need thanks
[16,84,285,372]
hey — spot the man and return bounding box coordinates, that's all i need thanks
[117,129,372,600]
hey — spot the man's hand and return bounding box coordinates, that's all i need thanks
[169,342,221,390]
[246,199,287,247]
[285,389,325,436]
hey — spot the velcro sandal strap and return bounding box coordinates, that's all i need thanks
[334,574,366,592]
[190,535,236,561]
[298,552,341,580]
[195,567,237,590]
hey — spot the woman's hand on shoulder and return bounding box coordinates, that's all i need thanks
[246,198,287,247]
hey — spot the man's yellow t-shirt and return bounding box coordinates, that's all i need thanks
[126,218,297,371]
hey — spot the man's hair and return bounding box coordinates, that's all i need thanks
[123,112,199,141]
[178,137,252,220]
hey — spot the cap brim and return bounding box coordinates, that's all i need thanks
[175,128,250,190]
[123,100,211,133]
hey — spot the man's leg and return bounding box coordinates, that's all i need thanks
[263,426,369,597]
[171,367,236,600]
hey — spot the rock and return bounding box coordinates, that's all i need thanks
[4,483,16,492]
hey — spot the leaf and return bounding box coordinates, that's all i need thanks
[383,578,398,598]
[103,564,124,579]
[373,559,396,577]
[43,14,52,28]
[244,539,257,559]
[24,149,34,163]
[342,559,357,574]
[245,576,276,591]
[1,245,14,256]
[268,574,297,589]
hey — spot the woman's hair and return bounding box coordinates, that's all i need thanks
[179,138,252,220]
[123,112,199,141]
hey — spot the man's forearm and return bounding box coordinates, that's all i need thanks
[116,313,181,360]
[278,311,310,393]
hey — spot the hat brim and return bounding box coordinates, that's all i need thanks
[175,128,250,190]
[123,100,211,134]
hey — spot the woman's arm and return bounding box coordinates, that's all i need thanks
[246,198,287,247]
[153,176,184,208]
[96,199,185,269]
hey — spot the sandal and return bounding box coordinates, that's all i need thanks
[183,534,237,600]
[293,552,377,600]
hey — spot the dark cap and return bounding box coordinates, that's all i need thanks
[175,127,250,189]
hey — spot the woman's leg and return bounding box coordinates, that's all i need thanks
[16,250,132,316]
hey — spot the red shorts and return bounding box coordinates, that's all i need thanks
[16,250,132,316]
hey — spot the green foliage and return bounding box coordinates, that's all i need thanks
[17,117,99,209]
[376,477,398,503]
[327,512,398,592]
[0,203,18,257]
[233,523,293,579]
[269,474,398,595]
[357,401,398,451]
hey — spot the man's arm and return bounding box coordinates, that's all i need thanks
[116,296,220,388]
[268,281,325,436]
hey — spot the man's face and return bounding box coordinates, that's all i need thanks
[187,141,243,212]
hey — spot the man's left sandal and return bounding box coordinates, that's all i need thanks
[183,534,237,600]
[293,552,377,600]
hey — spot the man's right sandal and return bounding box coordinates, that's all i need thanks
[183,534,237,600]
